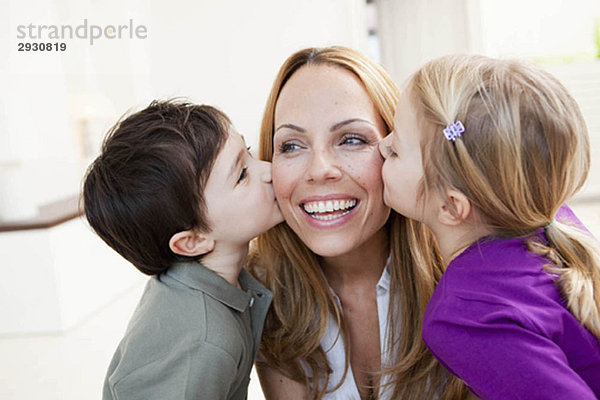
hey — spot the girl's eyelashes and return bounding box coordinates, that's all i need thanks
[237,166,248,183]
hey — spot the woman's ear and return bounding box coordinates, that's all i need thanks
[169,230,215,257]
[438,188,471,226]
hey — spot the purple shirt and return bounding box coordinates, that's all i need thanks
[423,206,600,399]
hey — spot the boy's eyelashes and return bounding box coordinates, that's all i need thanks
[235,146,253,185]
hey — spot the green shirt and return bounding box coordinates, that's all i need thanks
[102,262,272,400]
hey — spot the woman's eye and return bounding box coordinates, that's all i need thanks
[237,166,248,183]
[278,142,301,153]
[340,134,367,146]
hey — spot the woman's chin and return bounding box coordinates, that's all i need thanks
[301,237,359,258]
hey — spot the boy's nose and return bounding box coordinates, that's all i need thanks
[259,160,272,183]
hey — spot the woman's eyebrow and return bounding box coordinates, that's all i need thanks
[330,118,375,131]
[275,123,305,134]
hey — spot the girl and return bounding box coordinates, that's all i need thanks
[379,54,600,399]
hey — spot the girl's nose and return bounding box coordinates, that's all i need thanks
[379,134,391,159]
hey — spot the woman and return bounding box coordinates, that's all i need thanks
[251,46,468,400]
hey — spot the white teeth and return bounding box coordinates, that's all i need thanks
[318,201,326,213]
[302,199,357,215]
[325,201,333,212]
[311,210,352,220]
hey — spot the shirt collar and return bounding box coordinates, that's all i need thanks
[165,261,270,312]
[377,255,392,292]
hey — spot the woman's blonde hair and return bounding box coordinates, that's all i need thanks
[409,54,600,339]
[251,46,468,399]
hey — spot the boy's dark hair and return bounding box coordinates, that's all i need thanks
[82,100,230,275]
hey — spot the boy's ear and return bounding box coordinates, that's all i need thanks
[169,230,214,257]
[438,188,471,226]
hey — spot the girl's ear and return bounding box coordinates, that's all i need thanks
[438,188,471,226]
[169,230,215,257]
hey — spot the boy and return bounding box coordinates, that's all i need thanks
[83,100,282,399]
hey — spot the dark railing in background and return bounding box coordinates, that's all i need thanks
[0,195,82,233]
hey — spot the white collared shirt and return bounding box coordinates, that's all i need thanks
[319,263,393,400]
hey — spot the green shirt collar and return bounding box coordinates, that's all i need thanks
[165,261,271,312]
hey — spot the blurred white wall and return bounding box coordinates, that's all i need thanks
[479,0,600,59]
[376,0,600,84]
[376,0,483,85]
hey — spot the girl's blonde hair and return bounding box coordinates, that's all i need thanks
[251,46,468,400]
[409,54,600,339]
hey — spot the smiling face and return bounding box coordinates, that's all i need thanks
[203,130,283,247]
[380,90,429,224]
[272,64,390,257]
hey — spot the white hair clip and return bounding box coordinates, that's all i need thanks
[443,121,465,142]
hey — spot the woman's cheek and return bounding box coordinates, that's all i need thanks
[344,150,385,188]
[272,158,297,202]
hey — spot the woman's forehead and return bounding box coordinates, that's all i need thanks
[274,64,379,126]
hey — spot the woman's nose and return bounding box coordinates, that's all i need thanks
[306,148,342,183]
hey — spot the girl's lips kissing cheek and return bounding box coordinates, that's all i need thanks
[300,197,359,227]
